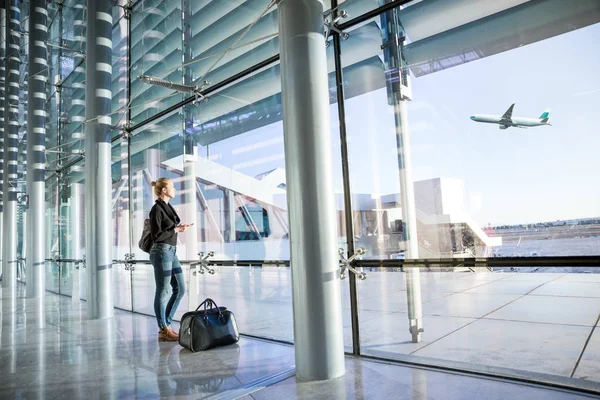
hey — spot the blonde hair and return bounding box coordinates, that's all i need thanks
[151,178,171,197]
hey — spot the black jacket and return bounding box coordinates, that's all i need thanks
[149,199,181,246]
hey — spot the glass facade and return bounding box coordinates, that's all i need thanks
[5,0,600,391]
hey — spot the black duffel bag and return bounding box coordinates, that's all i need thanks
[179,298,239,352]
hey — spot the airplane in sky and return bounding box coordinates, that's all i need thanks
[470,104,551,129]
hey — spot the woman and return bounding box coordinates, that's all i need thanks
[149,178,193,342]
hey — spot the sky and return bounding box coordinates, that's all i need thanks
[404,22,600,226]
[201,21,600,228]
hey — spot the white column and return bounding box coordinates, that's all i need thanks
[278,0,345,381]
[226,190,236,243]
[25,0,48,298]
[183,149,199,311]
[394,100,423,343]
[145,148,161,181]
[2,0,21,289]
[70,183,83,303]
[0,5,5,280]
[380,4,424,343]
[116,139,129,258]
[183,151,199,260]
[84,0,114,319]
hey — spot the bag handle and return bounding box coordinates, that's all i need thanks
[195,298,213,312]
[195,298,223,317]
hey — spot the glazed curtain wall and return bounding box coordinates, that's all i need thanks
[33,1,600,276]
[5,0,600,390]
[9,0,598,325]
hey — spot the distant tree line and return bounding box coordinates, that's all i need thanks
[492,218,600,230]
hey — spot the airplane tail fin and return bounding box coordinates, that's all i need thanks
[539,108,550,123]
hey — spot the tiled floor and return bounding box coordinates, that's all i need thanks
[0,286,295,399]
[411,318,590,376]
[30,268,600,385]
[245,358,597,400]
[2,286,598,399]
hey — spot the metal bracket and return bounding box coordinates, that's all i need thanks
[138,75,210,106]
[339,248,367,280]
[124,253,135,271]
[80,254,86,269]
[323,8,349,48]
[16,256,26,280]
[122,1,133,20]
[192,81,211,105]
[121,123,133,139]
[193,92,210,106]
[49,253,59,268]
[59,113,70,127]
[190,251,215,275]
[45,42,86,58]
[409,318,425,342]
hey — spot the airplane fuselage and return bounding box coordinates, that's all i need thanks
[470,114,550,128]
[471,104,551,129]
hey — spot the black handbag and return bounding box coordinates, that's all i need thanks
[139,218,153,253]
[179,298,239,352]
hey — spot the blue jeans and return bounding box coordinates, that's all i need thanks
[150,243,185,330]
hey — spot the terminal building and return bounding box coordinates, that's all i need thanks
[1,0,599,398]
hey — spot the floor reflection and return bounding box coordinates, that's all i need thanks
[0,288,294,399]
[156,344,242,397]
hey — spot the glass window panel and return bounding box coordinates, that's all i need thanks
[53,0,87,124]
[112,141,131,260]
[130,0,184,124]
[328,0,383,24]
[58,164,85,299]
[111,5,130,134]
[45,3,60,171]
[347,3,600,386]
[45,177,61,293]
[188,0,279,88]
[59,53,86,158]
[180,54,347,343]
[341,17,413,261]
[112,140,133,310]
[130,112,186,316]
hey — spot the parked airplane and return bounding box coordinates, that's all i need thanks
[470,104,551,129]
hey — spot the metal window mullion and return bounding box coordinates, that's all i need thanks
[337,0,413,31]
[55,2,63,292]
[126,0,135,313]
[331,0,361,356]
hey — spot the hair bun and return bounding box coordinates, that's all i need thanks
[151,181,156,187]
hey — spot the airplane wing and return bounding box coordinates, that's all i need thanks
[501,104,515,120]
